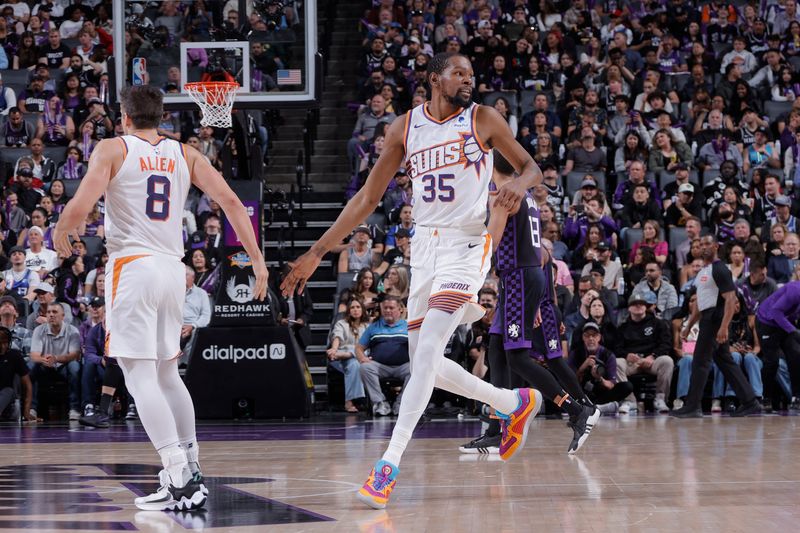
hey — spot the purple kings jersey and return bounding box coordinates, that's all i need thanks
[491,184,542,273]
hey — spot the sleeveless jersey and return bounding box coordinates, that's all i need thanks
[105,135,191,258]
[403,102,493,231]
[490,182,542,273]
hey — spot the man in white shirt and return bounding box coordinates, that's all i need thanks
[3,246,38,302]
[181,266,210,362]
[24,226,58,277]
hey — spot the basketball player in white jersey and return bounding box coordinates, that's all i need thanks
[282,53,544,509]
[53,86,268,511]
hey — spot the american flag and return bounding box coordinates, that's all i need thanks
[276,69,302,85]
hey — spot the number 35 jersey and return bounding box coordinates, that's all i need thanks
[105,135,191,258]
[403,102,493,233]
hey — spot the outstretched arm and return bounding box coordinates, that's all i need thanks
[187,145,268,301]
[281,113,407,296]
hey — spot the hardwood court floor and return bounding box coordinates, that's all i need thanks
[1,414,799,532]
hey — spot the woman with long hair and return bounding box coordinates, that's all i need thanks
[55,146,86,180]
[771,66,800,102]
[784,21,800,57]
[0,209,16,257]
[189,248,218,295]
[478,54,517,95]
[533,132,559,170]
[729,80,761,122]
[629,220,668,266]
[648,129,692,174]
[328,297,370,412]
[70,120,99,160]
[382,264,409,301]
[338,267,378,315]
[726,242,749,281]
[679,240,703,287]
[78,203,105,239]
[38,195,58,225]
[573,223,606,271]
[572,297,618,351]
[518,55,550,92]
[48,179,69,213]
[493,96,517,138]
[625,246,656,290]
[579,35,606,73]
[13,31,38,69]
[614,131,649,174]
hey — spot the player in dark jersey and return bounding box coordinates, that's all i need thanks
[459,152,599,455]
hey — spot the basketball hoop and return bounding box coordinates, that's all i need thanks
[184,81,239,128]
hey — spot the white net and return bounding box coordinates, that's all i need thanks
[184,82,239,128]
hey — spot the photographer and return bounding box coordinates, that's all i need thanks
[562,193,616,250]
[569,322,633,414]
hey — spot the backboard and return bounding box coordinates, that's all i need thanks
[113,0,318,107]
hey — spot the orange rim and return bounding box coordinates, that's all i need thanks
[184,82,239,104]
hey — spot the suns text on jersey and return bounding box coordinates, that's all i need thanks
[407,140,465,179]
[139,156,176,174]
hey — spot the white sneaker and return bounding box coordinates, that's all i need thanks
[654,398,669,413]
[68,409,81,421]
[373,401,391,416]
[29,408,37,419]
[672,398,684,410]
[711,399,722,413]
[598,401,618,415]
[83,404,94,417]
[135,468,206,511]
[618,401,632,414]
[392,400,401,416]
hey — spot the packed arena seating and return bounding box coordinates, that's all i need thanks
[335,0,800,416]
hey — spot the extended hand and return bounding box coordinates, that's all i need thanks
[252,260,269,301]
[716,328,729,345]
[494,178,528,214]
[52,225,73,257]
[280,251,321,296]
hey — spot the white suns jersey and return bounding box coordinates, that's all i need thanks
[105,135,191,258]
[403,102,493,231]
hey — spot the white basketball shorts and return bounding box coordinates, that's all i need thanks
[106,252,185,360]
[406,225,491,332]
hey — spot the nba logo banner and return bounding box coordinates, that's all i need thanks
[132,57,147,86]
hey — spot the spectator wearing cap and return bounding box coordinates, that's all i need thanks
[11,167,44,215]
[382,168,411,218]
[744,127,780,174]
[375,228,410,276]
[568,322,634,414]
[569,176,607,215]
[339,225,374,274]
[17,75,51,114]
[24,225,57,277]
[384,203,414,251]
[26,282,73,330]
[0,295,31,358]
[763,195,798,240]
[28,302,81,420]
[586,262,620,310]
[580,241,623,292]
[662,164,701,210]
[665,183,703,228]
[614,291,674,413]
[464,19,495,72]
[563,195,616,251]
[3,246,38,303]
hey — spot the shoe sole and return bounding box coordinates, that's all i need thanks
[78,418,109,429]
[501,389,543,462]
[458,446,499,454]
[568,408,600,455]
[356,490,386,510]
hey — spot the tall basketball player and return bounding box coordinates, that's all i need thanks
[460,152,599,455]
[53,86,268,511]
[281,53,544,509]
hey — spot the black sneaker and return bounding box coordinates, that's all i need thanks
[670,405,703,418]
[730,399,761,417]
[567,405,600,454]
[167,476,207,511]
[79,412,110,428]
[458,433,500,454]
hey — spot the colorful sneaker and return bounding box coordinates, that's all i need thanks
[496,388,543,462]
[356,460,399,509]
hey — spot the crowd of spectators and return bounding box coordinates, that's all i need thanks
[335,0,800,416]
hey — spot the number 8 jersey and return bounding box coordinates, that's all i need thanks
[490,181,542,274]
[105,135,191,258]
[403,102,493,233]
